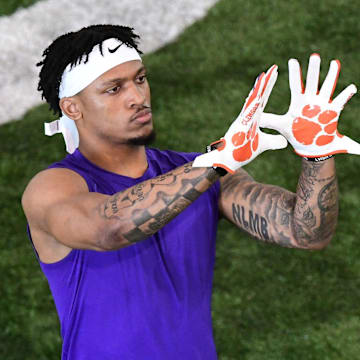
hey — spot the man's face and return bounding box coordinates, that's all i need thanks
[76,60,154,146]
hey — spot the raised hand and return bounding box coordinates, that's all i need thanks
[193,65,287,174]
[260,54,360,158]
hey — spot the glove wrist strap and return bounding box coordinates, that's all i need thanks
[206,143,228,177]
[303,154,333,162]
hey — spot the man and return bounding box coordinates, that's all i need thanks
[22,25,360,359]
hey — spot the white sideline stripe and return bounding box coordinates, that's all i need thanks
[0,0,219,125]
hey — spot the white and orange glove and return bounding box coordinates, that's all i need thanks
[260,54,360,158]
[192,65,288,174]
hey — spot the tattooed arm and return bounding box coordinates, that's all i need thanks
[22,163,220,262]
[218,158,338,249]
[98,163,219,247]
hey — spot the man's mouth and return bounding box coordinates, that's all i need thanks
[131,107,152,123]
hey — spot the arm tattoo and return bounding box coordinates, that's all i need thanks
[99,163,219,246]
[222,169,294,246]
[221,159,338,249]
[291,161,338,247]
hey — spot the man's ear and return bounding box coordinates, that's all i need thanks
[59,97,82,120]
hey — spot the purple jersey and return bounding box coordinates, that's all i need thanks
[28,148,220,359]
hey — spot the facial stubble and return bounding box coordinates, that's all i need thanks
[126,128,156,146]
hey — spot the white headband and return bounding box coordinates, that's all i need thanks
[44,38,142,153]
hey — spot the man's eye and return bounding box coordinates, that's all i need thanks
[107,86,120,94]
[137,75,147,83]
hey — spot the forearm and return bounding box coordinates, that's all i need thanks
[221,158,338,249]
[98,162,219,249]
[291,157,338,249]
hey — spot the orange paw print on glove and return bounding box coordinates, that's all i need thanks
[292,105,343,146]
[231,122,259,162]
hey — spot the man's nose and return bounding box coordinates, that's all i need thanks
[127,82,146,108]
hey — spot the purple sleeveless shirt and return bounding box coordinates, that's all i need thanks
[28,148,220,359]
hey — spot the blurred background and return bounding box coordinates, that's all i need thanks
[1,0,360,358]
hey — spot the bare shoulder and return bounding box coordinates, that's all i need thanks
[22,167,88,222]
[22,167,89,263]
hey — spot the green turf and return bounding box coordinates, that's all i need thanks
[0,0,41,16]
[1,0,360,358]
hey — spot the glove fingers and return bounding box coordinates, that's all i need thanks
[338,135,360,155]
[319,59,341,100]
[259,113,286,133]
[305,54,321,96]
[332,84,357,109]
[242,72,265,112]
[259,132,288,152]
[288,58,304,95]
[260,65,278,109]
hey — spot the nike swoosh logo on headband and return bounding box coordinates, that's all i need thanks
[108,44,122,53]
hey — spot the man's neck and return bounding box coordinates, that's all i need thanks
[79,142,148,178]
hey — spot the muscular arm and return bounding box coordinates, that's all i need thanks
[97,162,219,248]
[219,158,338,249]
[22,162,220,258]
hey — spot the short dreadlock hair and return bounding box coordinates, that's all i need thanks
[37,24,143,116]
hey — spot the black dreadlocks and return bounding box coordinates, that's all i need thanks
[37,24,143,116]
